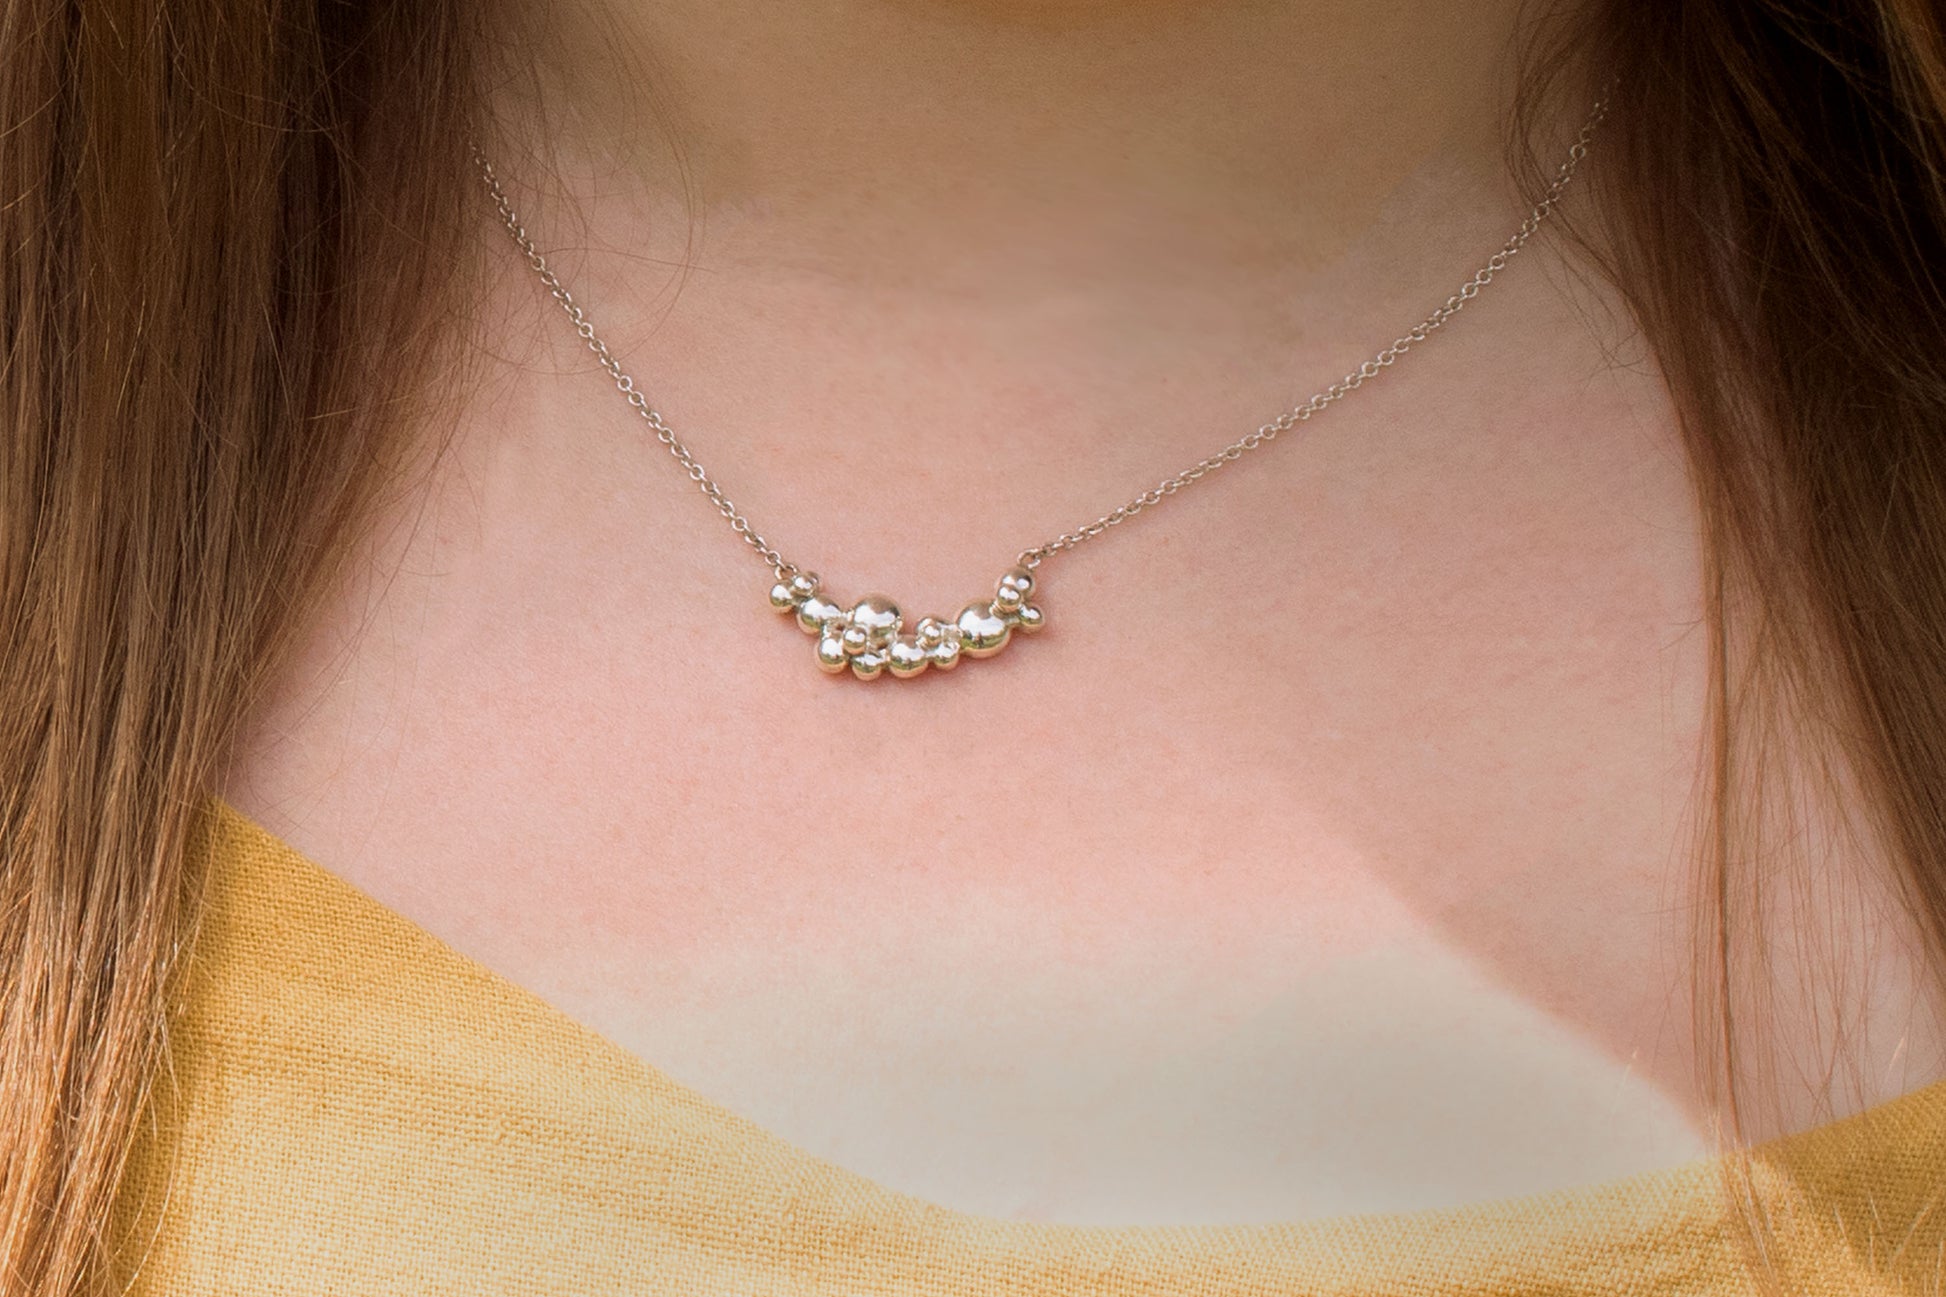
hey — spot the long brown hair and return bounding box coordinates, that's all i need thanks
[4,2,1944,1294]
[0,0,484,1289]
[1516,0,1946,1126]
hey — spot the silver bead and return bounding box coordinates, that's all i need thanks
[840,623,871,655]
[914,616,946,649]
[1016,604,1045,632]
[928,635,962,670]
[850,649,888,680]
[887,639,931,678]
[956,602,1012,657]
[769,582,799,612]
[788,571,821,600]
[815,635,849,672]
[797,595,847,634]
[848,593,902,646]
[998,565,1034,599]
[993,584,1025,614]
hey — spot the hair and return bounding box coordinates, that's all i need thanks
[0,0,485,1288]
[1515,0,1946,1126]
[3,0,1943,1293]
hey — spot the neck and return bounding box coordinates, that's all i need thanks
[466,1,1601,607]
[499,0,1544,294]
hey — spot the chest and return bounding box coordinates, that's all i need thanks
[222,358,1726,1221]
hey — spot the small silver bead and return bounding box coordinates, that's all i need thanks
[929,636,962,670]
[956,602,1012,657]
[797,595,846,634]
[998,565,1035,599]
[850,650,888,680]
[788,571,821,600]
[887,639,931,678]
[840,623,871,655]
[815,635,849,672]
[769,582,799,612]
[1015,604,1045,632]
[993,585,1025,614]
[914,616,946,649]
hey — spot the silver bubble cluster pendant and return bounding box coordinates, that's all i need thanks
[768,567,1045,679]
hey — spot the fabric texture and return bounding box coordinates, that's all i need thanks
[113,794,1946,1295]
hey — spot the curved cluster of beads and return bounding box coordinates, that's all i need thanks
[768,567,1045,679]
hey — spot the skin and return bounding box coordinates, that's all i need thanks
[220,0,1943,1224]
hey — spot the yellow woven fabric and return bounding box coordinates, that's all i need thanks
[114,795,1946,1295]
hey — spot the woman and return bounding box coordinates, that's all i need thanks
[4,0,1943,1292]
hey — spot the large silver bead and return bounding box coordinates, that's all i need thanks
[956,602,1012,656]
[797,594,847,634]
[848,594,903,646]
[886,639,931,678]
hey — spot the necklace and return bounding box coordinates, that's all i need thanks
[472,101,1605,681]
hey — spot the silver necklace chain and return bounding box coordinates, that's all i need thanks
[470,97,1606,679]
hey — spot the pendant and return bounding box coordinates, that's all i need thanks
[768,566,1044,679]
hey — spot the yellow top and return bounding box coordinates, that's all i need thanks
[114,795,1946,1295]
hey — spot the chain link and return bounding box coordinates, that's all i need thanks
[471,94,1607,579]
[470,157,803,579]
